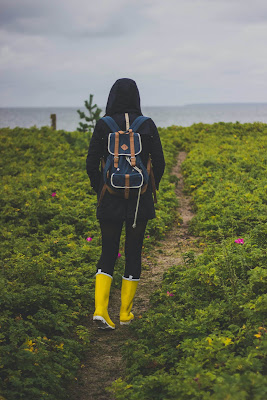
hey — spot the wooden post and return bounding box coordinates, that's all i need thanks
[50,114,56,130]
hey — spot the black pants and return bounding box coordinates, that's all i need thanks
[96,219,148,280]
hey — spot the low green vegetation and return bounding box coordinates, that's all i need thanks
[1,122,266,400]
[110,122,267,400]
[0,125,178,400]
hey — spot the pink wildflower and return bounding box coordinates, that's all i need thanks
[234,238,244,244]
[118,252,121,258]
[86,237,92,242]
[51,192,56,197]
[167,291,174,297]
[147,235,150,239]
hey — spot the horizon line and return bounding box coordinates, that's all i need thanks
[1,102,267,108]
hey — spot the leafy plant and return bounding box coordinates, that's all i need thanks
[109,122,267,400]
[0,124,179,399]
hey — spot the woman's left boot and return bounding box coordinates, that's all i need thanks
[93,272,115,330]
[120,277,139,325]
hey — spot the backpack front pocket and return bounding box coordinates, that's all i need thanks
[111,171,143,188]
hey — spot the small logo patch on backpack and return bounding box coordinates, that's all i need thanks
[121,144,128,150]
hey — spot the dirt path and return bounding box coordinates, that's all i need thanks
[70,151,197,400]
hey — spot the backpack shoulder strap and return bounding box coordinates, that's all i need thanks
[130,116,150,132]
[101,116,121,132]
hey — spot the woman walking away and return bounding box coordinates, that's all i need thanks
[86,78,165,330]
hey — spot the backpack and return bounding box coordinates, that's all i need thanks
[98,113,157,228]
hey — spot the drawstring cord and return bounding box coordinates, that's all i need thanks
[128,161,143,229]
[132,186,141,229]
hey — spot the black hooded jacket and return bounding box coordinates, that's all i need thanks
[86,78,165,221]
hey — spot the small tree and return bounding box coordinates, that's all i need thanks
[77,94,102,132]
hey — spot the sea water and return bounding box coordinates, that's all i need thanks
[1,103,267,131]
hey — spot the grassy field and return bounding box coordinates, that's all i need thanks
[0,122,266,399]
[0,125,178,400]
[110,122,267,400]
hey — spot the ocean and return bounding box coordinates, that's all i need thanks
[1,103,267,131]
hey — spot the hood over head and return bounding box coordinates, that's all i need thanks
[105,78,142,116]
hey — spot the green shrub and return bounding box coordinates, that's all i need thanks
[0,125,179,399]
[110,122,267,400]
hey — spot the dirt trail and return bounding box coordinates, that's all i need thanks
[70,151,197,400]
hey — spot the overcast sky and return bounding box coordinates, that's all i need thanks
[1,0,267,107]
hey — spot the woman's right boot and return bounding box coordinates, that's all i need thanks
[120,277,139,325]
[93,272,115,330]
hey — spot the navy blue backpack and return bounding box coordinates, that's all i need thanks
[98,114,157,228]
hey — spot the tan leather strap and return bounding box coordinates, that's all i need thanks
[106,186,118,196]
[129,131,136,167]
[98,183,108,207]
[125,174,130,199]
[145,156,157,203]
[114,131,119,168]
[150,166,157,203]
[146,157,151,175]
[141,184,148,194]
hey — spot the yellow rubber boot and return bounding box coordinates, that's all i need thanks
[120,278,139,325]
[93,273,115,330]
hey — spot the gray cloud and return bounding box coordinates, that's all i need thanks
[0,0,149,38]
[1,0,267,106]
[215,0,267,24]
